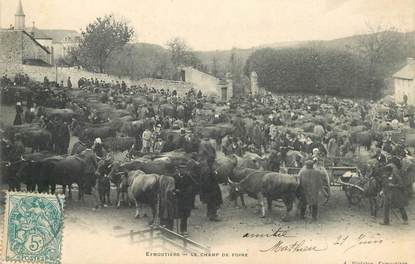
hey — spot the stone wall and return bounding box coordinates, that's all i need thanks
[0,63,195,96]
[135,78,193,96]
[0,30,22,64]
[19,65,134,87]
[0,63,23,77]
[182,67,220,96]
[0,30,51,65]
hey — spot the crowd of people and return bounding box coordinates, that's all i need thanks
[1,72,414,232]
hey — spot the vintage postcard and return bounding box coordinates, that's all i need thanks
[0,0,414,263]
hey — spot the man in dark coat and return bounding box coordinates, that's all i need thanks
[67,77,72,89]
[371,148,387,166]
[198,139,222,221]
[380,164,409,225]
[267,150,281,172]
[92,138,108,159]
[161,135,176,153]
[159,176,176,230]
[24,107,35,123]
[13,102,23,125]
[175,163,196,235]
[183,133,200,153]
[60,121,70,154]
[199,159,222,221]
[176,129,186,149]
[298,160,323,220]
[45,118,58,153]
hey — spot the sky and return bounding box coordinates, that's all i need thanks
[1,0,414,51]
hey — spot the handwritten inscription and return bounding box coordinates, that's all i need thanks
[242,226,294,238]
[333,234,383,252]
[260,240,328,253]
[248,227,385,254]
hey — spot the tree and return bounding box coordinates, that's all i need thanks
[76,15,134,73]
[105,43,176,80]
[350,24,401,67]
[348,24,402,97]
[244,47,381,98]
[228,48,249,96]
[166,37,202,69]
[211,55,219,77]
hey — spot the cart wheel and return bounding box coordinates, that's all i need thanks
[345,187,363,205]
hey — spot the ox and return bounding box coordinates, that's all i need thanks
[120,170,175,225]
[228,168,299,220]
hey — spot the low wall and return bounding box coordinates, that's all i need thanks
[135,78,194,96]
[0,63,195,96]
[22,65,135,87]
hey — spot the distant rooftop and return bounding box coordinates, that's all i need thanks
[26,27,80,43]
[393,58,415,80]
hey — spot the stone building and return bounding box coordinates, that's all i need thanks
[179,67,233,101]
[0,0,80,66]
[394,58,415,105]
[27,26,81,61]
[250,71,266,96]
[0,29,52,66]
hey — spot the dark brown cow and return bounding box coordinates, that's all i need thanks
[228,168,299,220]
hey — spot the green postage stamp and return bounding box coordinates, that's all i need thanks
[2,192,65,264]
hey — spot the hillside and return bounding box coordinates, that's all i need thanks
[105,31,414,85]
[196,31,415,78]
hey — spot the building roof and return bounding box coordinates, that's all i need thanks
[39,29,81,43]
[15,0,25,16]
[25,27,80,43]
[28,27,52,39]
[22,31,51,54]
[393,59,415,80]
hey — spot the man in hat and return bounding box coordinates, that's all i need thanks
[175,163,196,236]
[13,102,23,125]
[372,148,387,166]
[161,134,176,153]
[198,138,222,221]
[24,107,36,124]
[299,160,324,221]
[67,77,72,89]
[382,138,393,154]
[380,164,409,225]
[92,138,107,158]
[153,136,164,153]
[176,128,187,149]
[393,138,409,158]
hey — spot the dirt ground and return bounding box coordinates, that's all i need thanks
[1,104,415,264]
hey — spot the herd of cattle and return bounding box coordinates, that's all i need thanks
[1,74,415,226]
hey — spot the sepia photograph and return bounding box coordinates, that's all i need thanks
[0,0,414,263]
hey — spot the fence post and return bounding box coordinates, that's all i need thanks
[149,227,154,248]
[129,230,133,244]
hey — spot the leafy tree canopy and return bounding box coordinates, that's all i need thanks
[76,14,134,73]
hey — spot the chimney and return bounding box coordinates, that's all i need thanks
[30,21,35,36]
